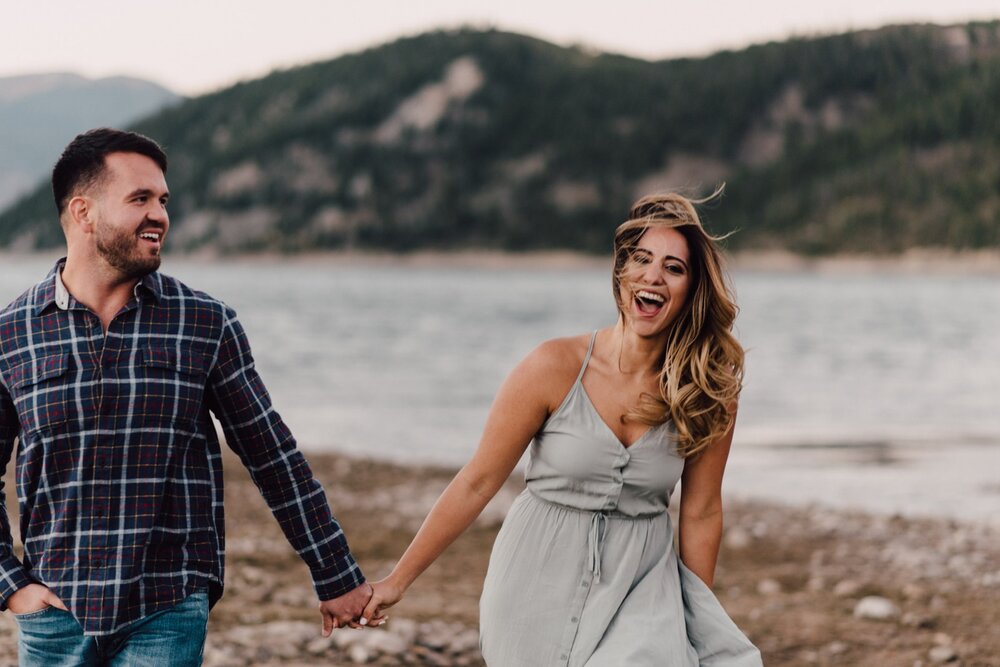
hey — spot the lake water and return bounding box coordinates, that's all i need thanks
[3,255,999,523]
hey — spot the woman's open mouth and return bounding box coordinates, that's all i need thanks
[633,289,665,316]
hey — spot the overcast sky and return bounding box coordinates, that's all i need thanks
[2,0,998,95]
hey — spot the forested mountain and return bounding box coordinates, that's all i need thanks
[2,24,999,254]
[0,73,180,211]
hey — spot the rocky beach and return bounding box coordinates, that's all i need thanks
[2,450,999,666]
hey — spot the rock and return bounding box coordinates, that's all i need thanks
[724,527,752,550]
[932,632,953,646]
[833,579,862,597]
[928,645,958,663]
[348,643,372,663]
[306,636,334,655]
[757,578,782,595]
[418,620,465,650]
[903,583,928,600]
[448,628,481,654]
[387,617,419,646]
[901,612,937,629]
[235,610,264,625]
[853,596,900,620]
[271,585,313,606]
[362,627,411,655]
[827,641,848,655]
[331,628,367,649]
[412,645,452,666]
[806,576,826,592]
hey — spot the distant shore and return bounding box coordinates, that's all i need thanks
[3,449,999,666]
[4,247,1000,275]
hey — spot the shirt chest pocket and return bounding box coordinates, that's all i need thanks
[9,352,73,435]
[138,347,210,429]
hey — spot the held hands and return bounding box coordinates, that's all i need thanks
[359,576,404,628]
[319,582,374,635]
[6,583,68,615]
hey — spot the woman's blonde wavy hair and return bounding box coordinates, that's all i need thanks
[612,188,744,458]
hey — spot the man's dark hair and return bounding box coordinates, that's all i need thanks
[52,128,168,215]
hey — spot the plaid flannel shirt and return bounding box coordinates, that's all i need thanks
[0,260,364,635]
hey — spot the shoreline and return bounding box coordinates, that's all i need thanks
[3,449,998,666]
[3,247,1000,275]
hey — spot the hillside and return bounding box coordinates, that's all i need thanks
[0,73,180,212]
[2,25,999,254]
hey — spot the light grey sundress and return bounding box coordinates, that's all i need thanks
[479,332,763,666]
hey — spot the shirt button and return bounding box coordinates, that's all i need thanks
[571,616,578,623]
[561,654,568,661]
[581,581,588,587]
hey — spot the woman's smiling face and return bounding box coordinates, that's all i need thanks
[618,226,692,337]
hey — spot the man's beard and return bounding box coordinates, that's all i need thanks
[95,221,162,280]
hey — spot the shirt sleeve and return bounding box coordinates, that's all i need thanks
[206,307,365,600]
[0,381,34,610]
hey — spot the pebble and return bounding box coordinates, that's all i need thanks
[348,644,372,663]
[833,579,862,597]
[724,527,752,549]
[902,612,937,629]
[933,632,953,646]
[757,578,782,595]
[827,641,848,655]
[853,596,900,620]
[928,645,959,663]
[362,627,411,655]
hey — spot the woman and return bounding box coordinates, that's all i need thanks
[361,192,763,666]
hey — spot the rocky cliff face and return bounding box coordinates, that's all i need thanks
[3,24,999,254]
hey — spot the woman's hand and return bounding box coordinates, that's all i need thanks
[359,576,404,627]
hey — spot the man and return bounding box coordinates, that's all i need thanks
[0,128,371,665]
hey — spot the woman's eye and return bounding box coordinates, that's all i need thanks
[666,265,685,275]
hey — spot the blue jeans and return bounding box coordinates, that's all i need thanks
[15,591,209,667]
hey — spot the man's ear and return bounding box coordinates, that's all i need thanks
[65,196,95,234]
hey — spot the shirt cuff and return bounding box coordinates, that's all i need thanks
[0,556,36,611]
[310,550,366,601]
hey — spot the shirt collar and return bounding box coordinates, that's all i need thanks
[54,261,71,310]
[33,258,164,315]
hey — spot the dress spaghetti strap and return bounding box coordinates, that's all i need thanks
[573,330,599,386]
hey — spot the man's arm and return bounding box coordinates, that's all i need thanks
[0,382,36,610]
[206,307,367,628]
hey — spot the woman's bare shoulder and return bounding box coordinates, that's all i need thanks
[508,333,595,407]
[526,333,593,372]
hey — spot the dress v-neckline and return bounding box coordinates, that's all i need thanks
[578,382,654,451]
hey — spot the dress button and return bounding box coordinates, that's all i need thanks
[581,581,588,587]
[561,654,568,661]
[571,616,579,623]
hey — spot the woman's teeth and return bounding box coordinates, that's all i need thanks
[635,290,664,305]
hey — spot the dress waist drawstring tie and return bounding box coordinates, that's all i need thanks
[588,511,607,582]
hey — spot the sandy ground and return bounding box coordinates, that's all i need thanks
[3,450,999,666]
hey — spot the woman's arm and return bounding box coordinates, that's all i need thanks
[360,340,574,622]
[677,412,737,587]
